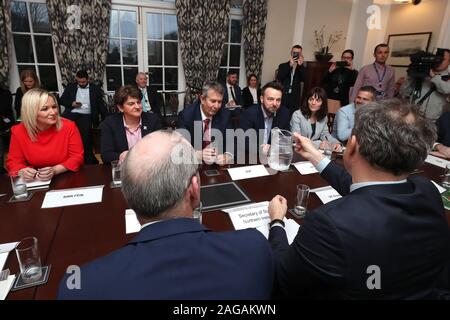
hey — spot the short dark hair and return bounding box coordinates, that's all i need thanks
[261,81,283,97]
[353,99,436,175]
[76,70,89,79]
[292,45,302,50]
[114,85,142,107]
[227,70,238,76]
[300,87,328,121]
[342,49,354,59]
[358,85,377,97]
[374,43,389,54]
[246,73,258,85]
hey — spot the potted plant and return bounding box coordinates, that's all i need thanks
[314,26,344,62]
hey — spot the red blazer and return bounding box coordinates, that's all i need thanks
[7,118,84,174]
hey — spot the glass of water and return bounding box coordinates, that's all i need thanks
[293,184,310,218]
[10,172,28,199]
[15,237,42,284]
[111,160,122,185]
[442,164,450,188]
[192,201,203,224]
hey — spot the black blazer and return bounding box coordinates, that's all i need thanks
[222,83,242,106]
[437,112,450,147]
[269,161,450,299]
[0,88,14,132]
[60,82,108,126]
[14,87,24,119]
[100,112,162,163]
[276,61,306,113]
[135,85,161,116]
[241,87,261,108]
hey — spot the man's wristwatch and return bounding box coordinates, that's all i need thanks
[269,219,285,228]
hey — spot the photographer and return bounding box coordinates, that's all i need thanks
[401,49,450,121]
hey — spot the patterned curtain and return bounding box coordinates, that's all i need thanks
[176,0,230,103]
[46,0,111,86]
[0,0,12,87]
[242,0,267,80]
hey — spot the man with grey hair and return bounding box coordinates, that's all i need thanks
[58,130,274,299]
[135,72,160,115]
[267,99,450,299]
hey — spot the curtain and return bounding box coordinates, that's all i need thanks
[242,0,267,81]
[176,0,230,103]
[46,0,111,86]
[0,0,11,87]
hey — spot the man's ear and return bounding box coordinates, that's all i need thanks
[188,175,201,205]
[346,135,358,157]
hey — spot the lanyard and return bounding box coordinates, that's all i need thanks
[373,63,387,89]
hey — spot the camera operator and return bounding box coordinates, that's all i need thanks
[401,49,450,121]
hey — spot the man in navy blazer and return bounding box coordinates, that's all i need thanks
[100,85,162,164]
[58,131,274,300]
[222,70,242,107]
[177,81,234,165]
[268,99,450,299]
[239,81,290,157]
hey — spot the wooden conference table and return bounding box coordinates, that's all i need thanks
[0,159,449,300]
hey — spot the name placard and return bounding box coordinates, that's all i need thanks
[41,185,104,208]
[223,202,270,229]
[293,161,318,175]
[227,165,270,181]
[315,186,342,204]
[425,155,450,169]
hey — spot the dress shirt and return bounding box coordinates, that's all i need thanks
[72,85,91,114]
[261,105,274,145]
[249,87,258,104]
[123,117,142,150]
[350,62,395,101]
[140,88,152,112]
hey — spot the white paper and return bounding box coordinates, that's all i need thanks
[224,201,271,229]
[432,181,446,194]
[256,218,300,245]
[0,275,16,300]
[0,242,19,254]
[41,185,104,209]
[293,161,318,175]
[0,254,8,272]
[227,165,270,181]
[125,209,141,234]
[315,186,342,204]
[26,178,52,190]
[425,155,450,169]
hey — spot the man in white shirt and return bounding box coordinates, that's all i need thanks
[222,70,242,108]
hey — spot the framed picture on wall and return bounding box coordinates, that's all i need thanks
[387,32,432,67]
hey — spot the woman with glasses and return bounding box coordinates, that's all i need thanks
[290,87,341,151]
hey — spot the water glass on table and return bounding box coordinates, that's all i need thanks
[15,237,42,284]
[10,172,28,199]
[111,160,122,185]
[442,164,450,188]
[293,184,310,219]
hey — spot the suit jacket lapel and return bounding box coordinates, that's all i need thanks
[116,115,129,151]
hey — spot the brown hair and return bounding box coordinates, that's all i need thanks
[114,85,142,108]
[20,69,40,94]
[300,87,328,121]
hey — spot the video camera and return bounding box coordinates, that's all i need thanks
[407,49,445,79]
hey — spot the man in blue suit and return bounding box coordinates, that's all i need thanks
[58,131,274,299]
[239,81,290,157]
[177,81,234,165]
[267,99,450,299]
[222,70,242,108]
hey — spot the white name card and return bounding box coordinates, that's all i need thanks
[125,209,141,234]
[26,178,52,190]
[432,181,446,194]
[41,185,104,208]
[256,218,300,245]
[315,186,342,204]
[227,165,270,181]
[223,201,271,229]
[425,155,450,169]
[293,161,318,175]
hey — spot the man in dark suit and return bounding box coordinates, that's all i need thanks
[239,81,290,158]
[276,45,306,115]
[100,85,162,164]
[433,111,450,158]
[60,70,108,164]
[0,86,14,173]
[222,70,242,108]
[135,72,161,115]
[177,81,234,165]
[268,99,450,299]
[58,131,274,299]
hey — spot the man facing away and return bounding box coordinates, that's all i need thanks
[58,131,274,299]
[268,99,450,299]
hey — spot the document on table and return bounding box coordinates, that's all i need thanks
[256,218,300,245]
[0,275,16,300]
[41,185,104,208]
[26,178,52,190]
[125,209,141,234]
[0,242,19,271]
[227,165,270,181]
[292,161,318,175]
[425,154,450,169]
[224,201,271,229]
[314,186,342,204]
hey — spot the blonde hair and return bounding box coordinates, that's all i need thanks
[21,88,61,141]
[20,69,40,94]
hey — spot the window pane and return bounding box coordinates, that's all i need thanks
[164,15,177,40]
[18,65,36,76]
[109,10,119,37]
[107,39,121,64]
[30,3,50,33]
[35,36,54,63]
[14,34,34,63]
[147,13,162,40]
[221,45,228,66]
[148,41,162,65]
[165,68,178,90]
[122,40,138,65]
[124,67,138,86]
[230,19,242,43]
[229,45,240,67]
[120,11,136,38]
[11,1,30,32]
[39,65,57,91]
[148,67,162,86]
[106,67,122,91]
[217,68,227,84]
[164,42,177,66]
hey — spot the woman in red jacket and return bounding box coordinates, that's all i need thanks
[7,88,84,181]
